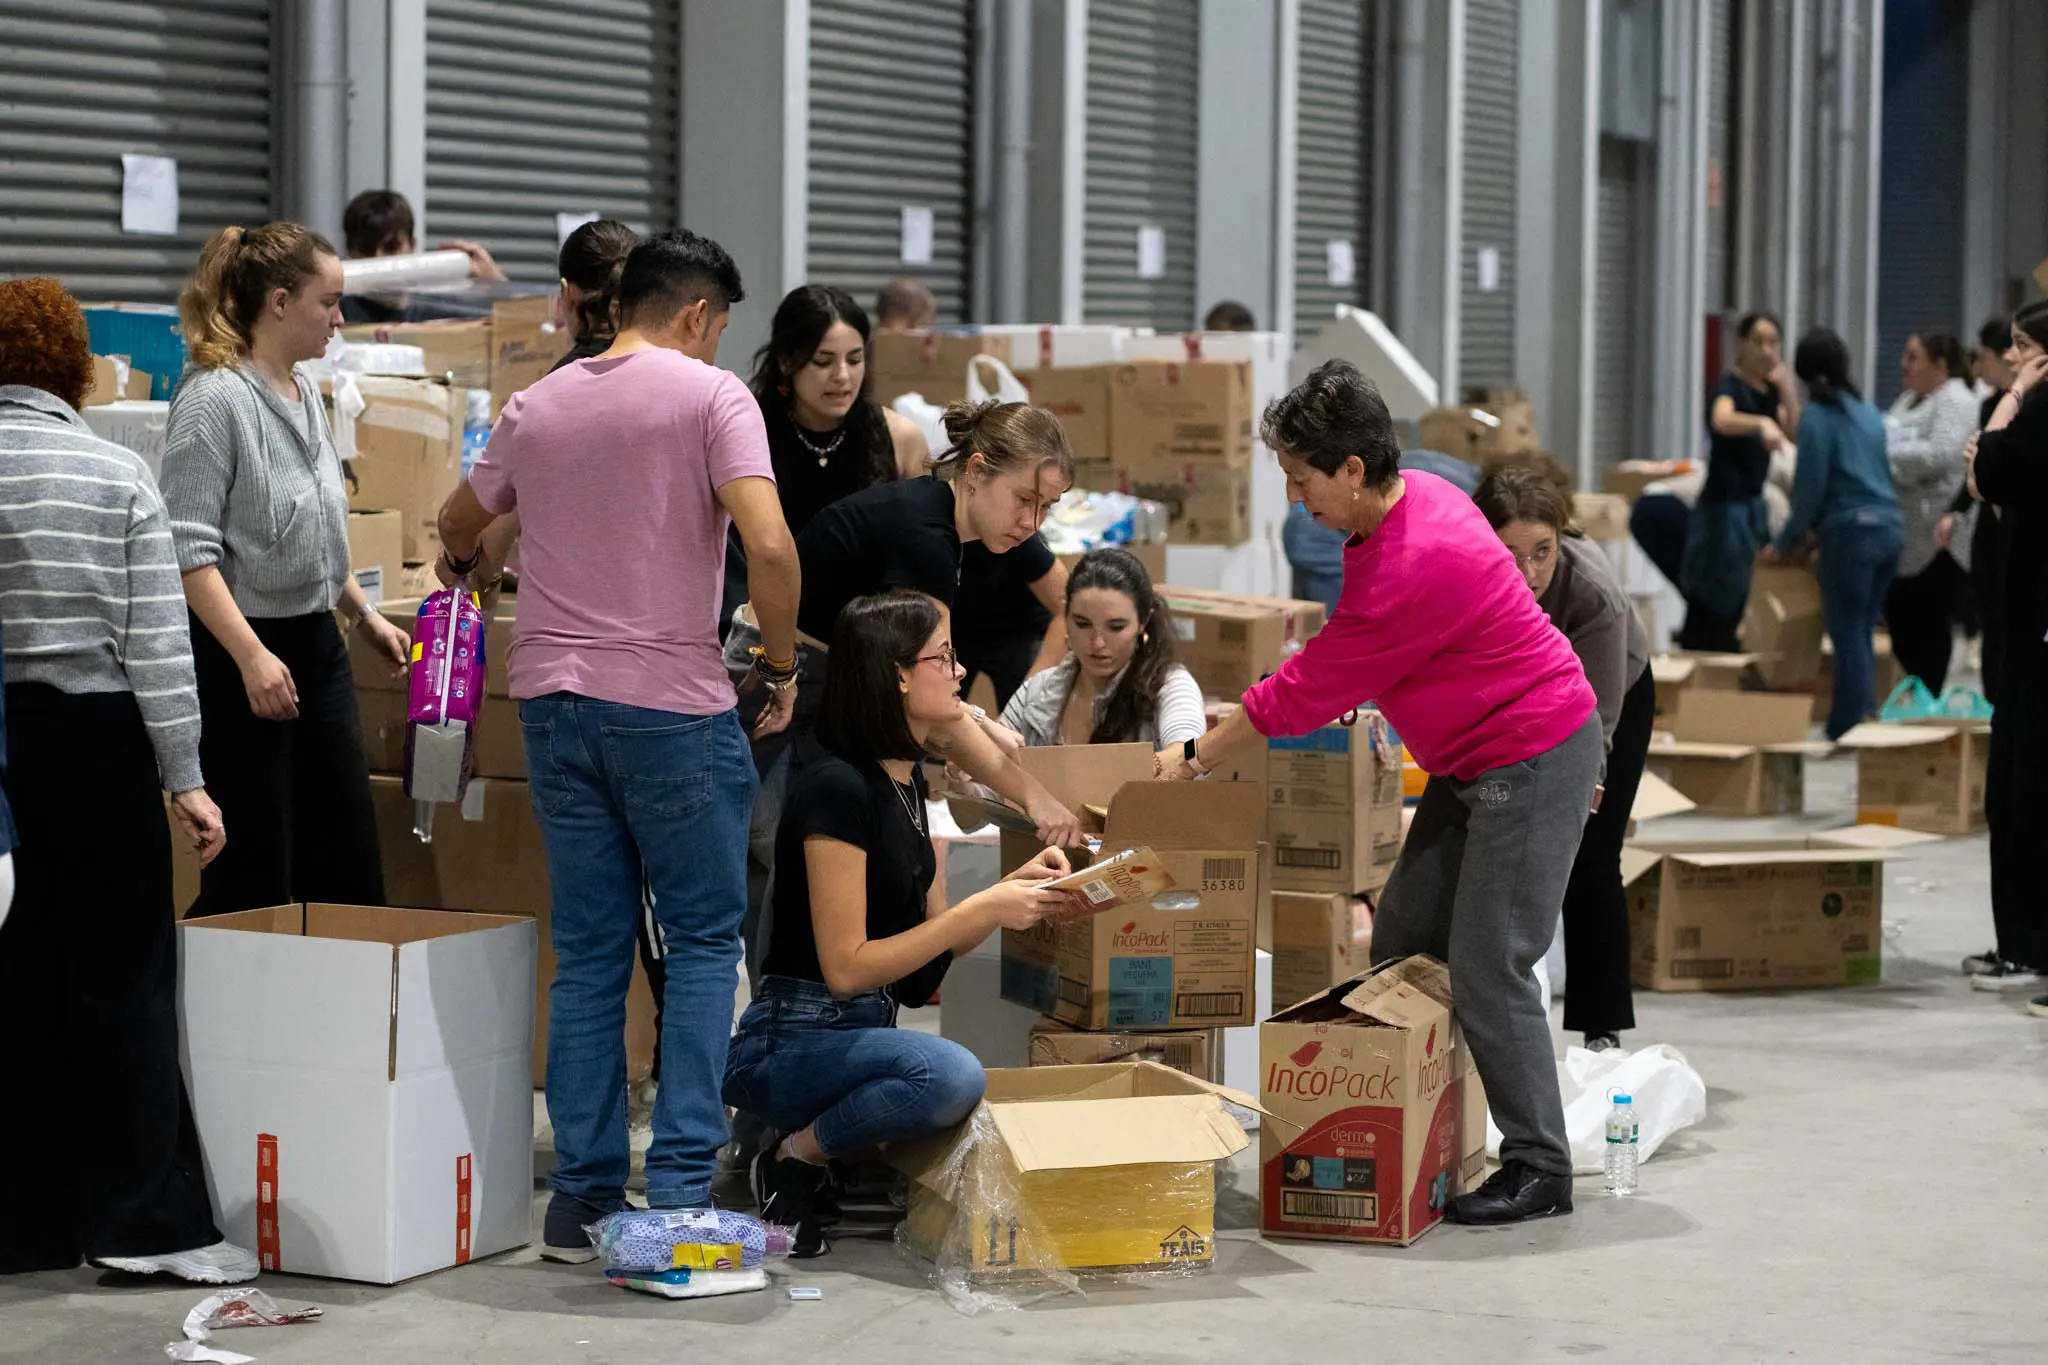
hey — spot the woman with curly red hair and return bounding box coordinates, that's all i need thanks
[0,278,249,1281]
[160,222,411,917]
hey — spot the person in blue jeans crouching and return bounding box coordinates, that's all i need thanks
[724,589,1083,1256]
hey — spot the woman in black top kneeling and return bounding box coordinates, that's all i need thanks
[723,590,1081,1256]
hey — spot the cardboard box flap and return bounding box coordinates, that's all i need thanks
[1619,847,1663,887]
[1629,772,1696,821]
[1102,779,1265,849]
[1016,743,1156,815]
[1669,847,1910,868]
[1762,740,1836,757]
[1337,955,1453,1027]
[1671,688,1812,746]
[1651,735,1756,760]
[1834,722,1951,750]
[988,1092,1249,1172]
[1808,824,1943,851]
[1649,656,1696,684]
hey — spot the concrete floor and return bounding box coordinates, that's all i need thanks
[8,755,2046,1364]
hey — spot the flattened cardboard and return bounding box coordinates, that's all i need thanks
[1836,719,1989,835]
[1260,956,1465,1247]
[179,904,536,1282]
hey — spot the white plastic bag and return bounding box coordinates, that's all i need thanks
[891,392,950,460]
[1486,1043,1707,1176]
[965,353,1031,406]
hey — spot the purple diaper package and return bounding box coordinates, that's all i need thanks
[404,587,488,828]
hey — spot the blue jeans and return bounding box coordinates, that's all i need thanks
[1816,513,1904,740]
[723,977,985,1157]
[520,694,755,1209]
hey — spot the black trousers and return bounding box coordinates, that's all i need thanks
[0,686,220,1271]
[1972,511,2006,702]
[1886,551,1963,696]
[1559,666,1654,1037]
[1986,645,2048,969]
[185,612,384,917]
[960,635,1044,715]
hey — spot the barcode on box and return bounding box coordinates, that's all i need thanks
[1676,927,1703,950]
[1281,1190,1376,1224]
[1057,976,1091,1008]
[1671,958,1734,980]
[1175,991,1243,1019]
[1201,857,1248,890]
[1274,848,1341,870]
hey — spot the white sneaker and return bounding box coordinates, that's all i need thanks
[92,1239,259,1284]
[1969,963,2043,993]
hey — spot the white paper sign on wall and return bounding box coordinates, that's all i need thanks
[900,207,935,266]
[1137,225,1166,280]
[1326,239,1356,288]
[120,154,179,236]
[1477,246,1501,293]
[555,211,601,248]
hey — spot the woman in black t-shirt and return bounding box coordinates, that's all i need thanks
[723,590,1083,1256]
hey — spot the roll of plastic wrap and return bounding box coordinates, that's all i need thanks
[341,250,473,291]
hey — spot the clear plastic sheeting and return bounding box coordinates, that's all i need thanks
[1486,1043,1707,1176]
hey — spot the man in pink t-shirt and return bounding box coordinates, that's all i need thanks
[437,231,801,1267]
[1159,360,1602,1231]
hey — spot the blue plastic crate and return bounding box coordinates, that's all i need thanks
[82,307,186,400]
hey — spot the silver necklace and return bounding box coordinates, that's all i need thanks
[889,771,926,839]
[793,423,845,467]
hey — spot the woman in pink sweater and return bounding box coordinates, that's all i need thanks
[1160,360,1601,1226]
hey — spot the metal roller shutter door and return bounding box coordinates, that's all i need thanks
[1459,0,1519,391]
[1594,138,1646,470]
[1294,0,1373,342]
[0,0,273,302]
[1083,0,1200,329]
[1706,0,1732,311]
[424,0,679,284]
[1875,0,1968,406]
[807,0,974,323]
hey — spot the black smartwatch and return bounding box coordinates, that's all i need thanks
[1182,736,1207,775]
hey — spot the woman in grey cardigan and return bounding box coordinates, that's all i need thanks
[0,279,247,1281]
[161,222,411,917]
[1884,329,1980,694]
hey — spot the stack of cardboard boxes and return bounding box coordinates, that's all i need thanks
[1414,389,1540,464]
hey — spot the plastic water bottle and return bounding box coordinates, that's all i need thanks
[1604,1092,1639,1195]
[460,389,492,477]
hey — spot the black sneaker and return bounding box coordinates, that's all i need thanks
[750,1142,831,1258]
[1969,961,2043,993]
[1962,948,2005,976]
[1583,1033,1622,1053]
[2030,993,2048,1020]
[541,1192,625,1264]
[1446,1160,1574,1226]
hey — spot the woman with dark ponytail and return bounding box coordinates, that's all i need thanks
[999,548,1204,749]
[1765,328,1901,739]
[553,218,640,369]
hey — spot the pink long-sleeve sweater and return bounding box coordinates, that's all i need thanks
[1242,471,1595,780]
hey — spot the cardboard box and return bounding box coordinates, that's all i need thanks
[487,293,569,413]
[1259,956,1465,1247]
[85,354,152,406]
[178,903,536,1282]
[1027,1020,1219,1082]
[341,292,565,415]
[1266,718,1405,895]
[895,1061,1265,1280]
[341,318,492,391]
[1460,1042,1488,1192]
[347,509,404,604]
[868,330,1010,405]
[1742,564,1826,689]
[337,376,465,562]
[1573,492,1632,543]
[1646,688,1821,816]
[1836,719,1989,835]
[1415,395,1539,463]
[1268,891,1360,1009]
[1159,586,1328,699]
[953,742,1156,875]
[1651,651,1765,716]
[1108,360,1256,545]
[78,400,170,483]
[1018,365,1111,465]
[352,595,524,780]
[1001,782,1265,1030]
[1114,458,1251,546]
[1626,771,1697,838]
[1623,826,1936,991]
[1603,460,1691,501]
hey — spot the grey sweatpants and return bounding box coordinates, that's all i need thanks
[1369,715,1603,1176]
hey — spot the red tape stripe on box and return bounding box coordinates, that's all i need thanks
[256,1134,280,1272]
[455,1152,473,1265]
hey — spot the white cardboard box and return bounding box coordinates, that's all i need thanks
[79,399,170,483]
[179,904,537,1283]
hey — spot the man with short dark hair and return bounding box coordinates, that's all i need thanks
[1203,300,1257,332]
[874,276,936,332]
[437,228,800,1267]
[338,188,506,323]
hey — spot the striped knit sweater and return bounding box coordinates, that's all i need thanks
[0,386,203,791]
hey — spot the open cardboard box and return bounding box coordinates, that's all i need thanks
[1834,719,1989,835]
[1622,825,1938,991]
[1650,651,1765,716]
[177,904,536,1282]
[1001,781,1265,1030]
[895,1060,1279,1282]
[940,742,1156,873]
[1647,689,1826,815]
[1027,1020,1220,1082]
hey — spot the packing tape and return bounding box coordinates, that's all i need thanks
[455,1152,473,1265]
[256,1133,280,1271]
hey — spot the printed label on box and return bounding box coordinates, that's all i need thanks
[1108,956,1173,1027]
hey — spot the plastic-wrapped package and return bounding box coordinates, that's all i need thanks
[893,1061,1261,1314]
[589,1208,795,1300]
[404,587,487,839]
[1039,488,1168,559]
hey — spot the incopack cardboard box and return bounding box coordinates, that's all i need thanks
[1742,564,1826,689]
[337,376,465,562]
[1266,718,1405,895]
[368,774,657,1088]
[178,904,536,1282]
[1646,688,1822,816]
[1269,891,1360,1008]
[1027,1020,1219,1082]
[1109,360,1255,545]
[1259,956,1465,1247]
[1836,719,1990,835]
[896,1061,1269,1280]
[1001,782,1265,1030]
[868,330,1010,405]
[1018,364,1110,465]
[1622,826,1936,991]
[347,509,404,605]
[1159,586,1328,699]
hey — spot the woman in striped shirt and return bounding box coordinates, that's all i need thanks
[161,222,411,917]
[0,279,247,1281]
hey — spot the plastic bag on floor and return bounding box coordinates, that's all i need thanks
[1486,1043,1706,1176]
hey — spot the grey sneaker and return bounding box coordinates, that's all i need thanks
[541,1193,626,1264]
[91,1239,259,1284]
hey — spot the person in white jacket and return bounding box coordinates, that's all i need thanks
[1885,328,1980,694]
